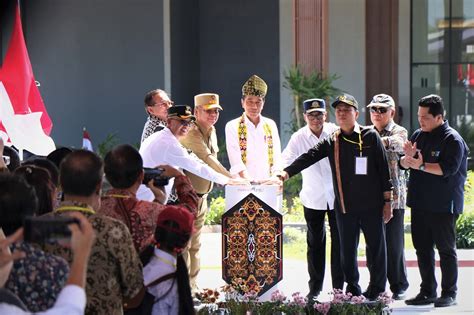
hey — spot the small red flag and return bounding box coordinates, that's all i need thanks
[82,128,93,151]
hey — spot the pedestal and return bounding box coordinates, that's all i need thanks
[222,185,283,298]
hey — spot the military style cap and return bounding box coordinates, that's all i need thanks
[331,93,359,109]
[194,93,223,110]
[168,105,196,121]
[303,98,326,114]
[367,93,395,108]
[242,75,268,98]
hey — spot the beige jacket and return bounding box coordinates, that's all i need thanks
[180,122,231,195]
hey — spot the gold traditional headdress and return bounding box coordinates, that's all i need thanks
[242,75,268,98]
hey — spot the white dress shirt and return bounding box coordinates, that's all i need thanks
[0,285,86,315]
[143,248,178,315]
[281,123,339,210]
[138,127,229,201]
[225,114,282,180]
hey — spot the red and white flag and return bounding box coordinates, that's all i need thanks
[82,128,93,151]
[0,3,55,156]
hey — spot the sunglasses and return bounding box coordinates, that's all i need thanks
[370,107,389,114]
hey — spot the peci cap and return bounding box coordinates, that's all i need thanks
[331,93,359,110]
[367,94,395,108]
[156,205,195,235]
[303,98,326,114]
[242,75,268,98]
[168,105,196,121]
[194,93,223,110]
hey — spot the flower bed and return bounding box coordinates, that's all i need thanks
[196,287,392,315]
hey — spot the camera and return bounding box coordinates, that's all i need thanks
[23,216,80,243]
[2,156,10,166]
[143,167,170,186]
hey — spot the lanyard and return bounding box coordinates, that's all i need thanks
[154,253,177,268]
[55,206,95,215]
[342,132,363,156]
[106,194,130,199]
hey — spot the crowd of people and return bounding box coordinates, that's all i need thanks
[0,74,469,314]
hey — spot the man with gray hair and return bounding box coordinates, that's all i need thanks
[367,94,409,300]
[141,89,174,143]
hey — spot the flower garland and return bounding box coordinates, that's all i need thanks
[238,113,274,175]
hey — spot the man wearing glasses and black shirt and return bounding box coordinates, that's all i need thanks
[367,94,409,300]
[278,93,393,300]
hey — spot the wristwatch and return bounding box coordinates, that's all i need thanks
[419,163,425,171]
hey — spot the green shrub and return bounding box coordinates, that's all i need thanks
[283,173,302,204]
[96,133,119,158]
[205,196,225,225]
[283,197,305,223]
[464,170,474,213]
[456,211,474,249]
[283,226,306,244]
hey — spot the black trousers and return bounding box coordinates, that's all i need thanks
[335,209,387,295]
[366,208,409,293]
[304,206,344,295]
[411,210,458,298]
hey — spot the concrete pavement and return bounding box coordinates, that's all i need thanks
[198,232,474,314]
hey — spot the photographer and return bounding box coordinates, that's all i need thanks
[99,144,199,252]
[0,212,96,315]
[41,149,144,315]
[0,173,70,312]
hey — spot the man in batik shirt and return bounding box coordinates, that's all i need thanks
[367,94,409,300]
[41,150,144,315]
[99,144,198,252]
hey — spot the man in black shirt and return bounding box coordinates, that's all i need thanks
[278,93,393,300]
[401,94,468,308]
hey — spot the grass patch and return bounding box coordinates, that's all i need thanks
[283,226,415,261]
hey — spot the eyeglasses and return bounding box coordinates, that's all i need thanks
[306,113,325,120]
[370,107,389,114]
[170,118,194,127]
[154,100,174,107]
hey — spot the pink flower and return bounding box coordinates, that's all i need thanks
[290,292,307,307]
[376,292,394,305]
[351,295,367,304]
[270,290,286,303]
[314,302,331,315]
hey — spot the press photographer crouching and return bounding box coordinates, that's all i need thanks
[99,144,198,253]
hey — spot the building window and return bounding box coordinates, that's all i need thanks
[411,0,474,133]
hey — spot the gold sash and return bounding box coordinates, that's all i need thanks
[238,113,274,175]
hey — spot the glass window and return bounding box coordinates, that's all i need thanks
[451,63,474,130]
[412,0,450,63]
[451,0,474,63]
[411,64,450,129]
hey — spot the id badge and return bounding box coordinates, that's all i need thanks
[355,156,368,175]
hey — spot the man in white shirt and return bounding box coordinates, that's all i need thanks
[281,98,343,300]
[0,212,95,315]
[225,75,282,181]
[139,105,244,201]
